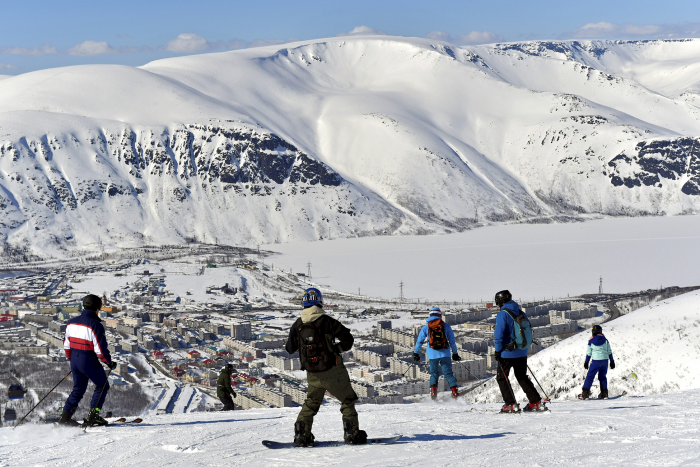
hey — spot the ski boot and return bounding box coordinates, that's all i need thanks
[598,389,609,400]
[85,408,109,427]
[523,401,548,412]
[293,421,315,447]
[578,388,591,400]
[57,409,80,427]
[430,386,438,400]
[342,418,368,445]
[500,403,520,413]
[451,387,459,399]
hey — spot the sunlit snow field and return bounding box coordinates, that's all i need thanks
[266,216,700,301]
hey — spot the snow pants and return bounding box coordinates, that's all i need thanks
[297,363,358,435]
[583,359,608,390]
[428,356,459,388]
[63,350,109,414]
[219,394,235,411]
[496,356,541,405]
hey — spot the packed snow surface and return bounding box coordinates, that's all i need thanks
[267,215,700,300]
[2,391,700,466]
[3,36,700,254]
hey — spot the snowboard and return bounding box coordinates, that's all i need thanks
[577,391,626,401]
[262,435,402,449]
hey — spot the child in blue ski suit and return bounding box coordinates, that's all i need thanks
[413,307,461,399]
[580,324,615,399]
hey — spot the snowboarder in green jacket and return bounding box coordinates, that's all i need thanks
[217,364,237,410]
[285,288,367,447]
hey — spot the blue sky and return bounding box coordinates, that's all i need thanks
[1,0,699,74]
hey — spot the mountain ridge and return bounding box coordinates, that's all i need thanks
[2,36,700,256]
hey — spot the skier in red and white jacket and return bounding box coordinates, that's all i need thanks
[58,294,116,426]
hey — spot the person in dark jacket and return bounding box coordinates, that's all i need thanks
[217,364,237,410]
[493,290,544,413]
[285,288,366,447]
[59,294,116,426]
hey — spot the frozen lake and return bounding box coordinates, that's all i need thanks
[265,216,700,302]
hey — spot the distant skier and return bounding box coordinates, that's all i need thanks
[59,294,116,426]
[413,307,461,400]
[217,363,237,410]
[579,324,615,400]
[285,288,366,447]
[493,290,544,412]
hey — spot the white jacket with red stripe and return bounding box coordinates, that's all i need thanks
[63,310,111,365]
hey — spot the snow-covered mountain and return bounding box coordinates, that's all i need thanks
[466,290,700,403]
[3,36,700,255]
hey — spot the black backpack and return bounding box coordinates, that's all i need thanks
[298,319,336,373]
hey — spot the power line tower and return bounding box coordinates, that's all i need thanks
[599,276,603,294]
[399,280,404,309]
[307,262,312,280]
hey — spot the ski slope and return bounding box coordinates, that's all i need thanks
[2,390,700,466]
[2,37,700,255]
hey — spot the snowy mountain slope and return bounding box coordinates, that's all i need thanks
[466,290,700,404]
[3,37,700,254]
[3,390,700,466]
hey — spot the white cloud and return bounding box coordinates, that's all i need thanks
[166,33,211,53]
[68,40,119,56]
[0,63,18,70]
[337,26,387,37]
[426,30,504,45]
[563,21,700,39]
[1,43,57,56]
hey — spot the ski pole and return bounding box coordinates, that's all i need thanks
[84,368,113,432]
[527,365,551,403]
[457,361,484,382]
[14,370,72,429]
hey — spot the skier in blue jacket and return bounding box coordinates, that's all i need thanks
[493,290,543,412]
[413,307,461,400]
[579,324,615,399]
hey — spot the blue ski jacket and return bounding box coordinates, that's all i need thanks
[585,334,614,363]
[494,300,529,359]
[414,316,459,359]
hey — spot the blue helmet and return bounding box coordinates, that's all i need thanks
[302,288,323,307]
[429,306,441,316]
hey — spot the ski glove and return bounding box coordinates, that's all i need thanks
[494,351,503,364]
[583,361,589,370]
[231,391,237,398]
[452,354,462,362]
[610,360,615,370]
[413,353,420,362]
[333,344,344,354]
[108,361,117,370]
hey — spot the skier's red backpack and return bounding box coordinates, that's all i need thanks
[428,319,448,350]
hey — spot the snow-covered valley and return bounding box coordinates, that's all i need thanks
[3,37,700,256]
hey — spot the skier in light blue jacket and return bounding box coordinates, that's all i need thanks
[580,324,615,400]
[413,307,461,400]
